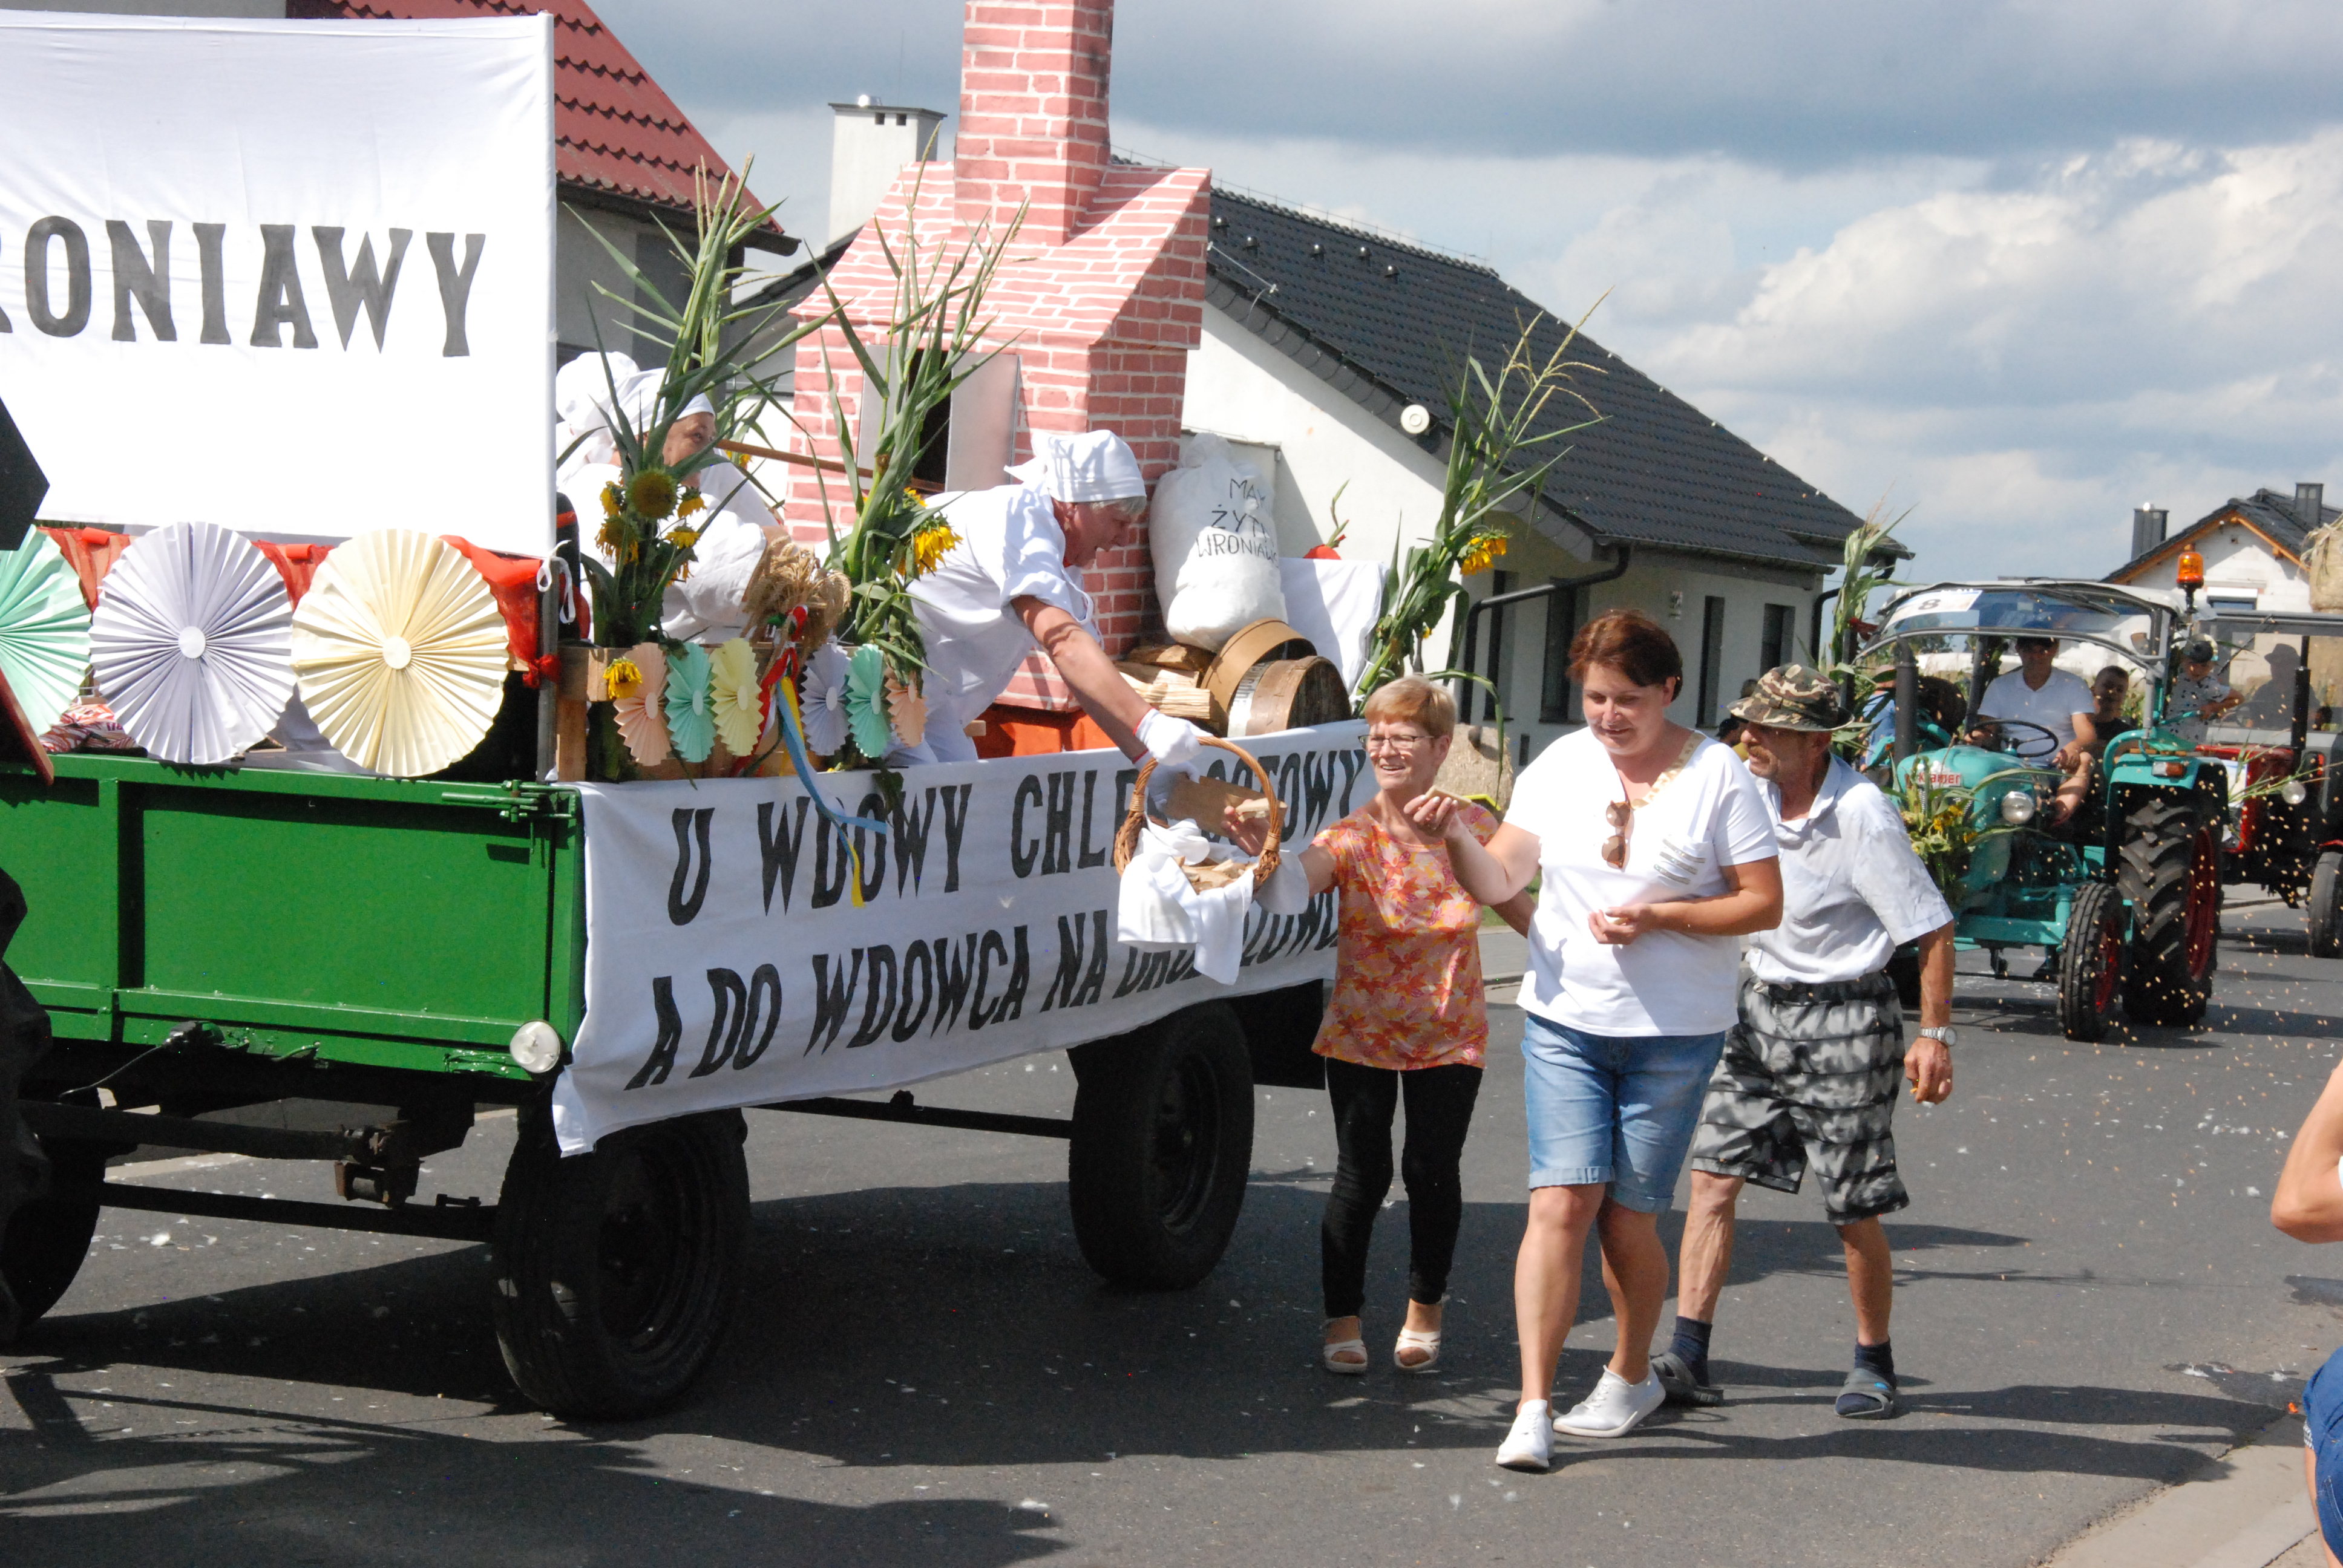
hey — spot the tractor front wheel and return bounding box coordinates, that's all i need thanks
[2310,851,2343,959]
[2119,795,2220,1027]
[2057,881,2124,1042]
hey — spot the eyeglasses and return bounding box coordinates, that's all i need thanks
[1602,799,1631,869]
[1365,732,1430,753]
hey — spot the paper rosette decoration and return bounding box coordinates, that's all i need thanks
[663,639,715,763]
[885,674,926,748]
[90,521,295,766]
[614,642,672,766]
[0,528,93,734]
[799,641,849,755]
[289,529,508,777]
[709,638,763,757]
[845,644,893,759]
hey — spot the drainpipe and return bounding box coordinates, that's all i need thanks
[1446,544,1634,719]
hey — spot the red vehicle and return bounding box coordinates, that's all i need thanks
[2193,611,2343,953]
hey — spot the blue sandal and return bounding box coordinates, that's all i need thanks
[1835,1367,1900,1419]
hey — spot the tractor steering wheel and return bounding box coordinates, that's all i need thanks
[1970,717,2063,763]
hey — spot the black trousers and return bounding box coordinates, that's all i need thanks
[1320,1056,1483,1319]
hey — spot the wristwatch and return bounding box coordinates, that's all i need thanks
[1919,1026,1957,1049]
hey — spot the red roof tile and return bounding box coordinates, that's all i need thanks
[290,0,786,240]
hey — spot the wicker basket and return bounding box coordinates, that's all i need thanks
[1113,734,1284,892]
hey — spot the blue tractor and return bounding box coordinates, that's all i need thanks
[1860,581,2226,1041]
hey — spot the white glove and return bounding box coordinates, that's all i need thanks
[1144,759,1200,820]
[1253,852,1313,915]
[1137,709,1204,768]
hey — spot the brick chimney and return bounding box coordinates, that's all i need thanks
[955,0,1114,246]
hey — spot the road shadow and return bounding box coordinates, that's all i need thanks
[2,1365,1065,1566]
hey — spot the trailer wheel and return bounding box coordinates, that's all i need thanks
[2311,851,2343,959]
[491,1106,749,1420]
[2057,881,2125,1043]
[1068,1003,1254,1290]
[0,1135,106,1338]
[2119,795,2219,1027]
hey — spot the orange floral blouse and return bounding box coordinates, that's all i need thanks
[1310,800,1500,1071]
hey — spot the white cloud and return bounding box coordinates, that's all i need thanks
[588,0,2343,582]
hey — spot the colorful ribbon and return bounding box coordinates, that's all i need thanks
[773,673,889,909]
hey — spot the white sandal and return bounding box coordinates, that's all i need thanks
[1321,1319,1368,1376]
[1395,1299,1444,1374]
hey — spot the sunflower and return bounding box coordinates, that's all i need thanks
[1457,532,1510,577]
[667,527,701,552]
[910,521,961,578]
[605,656,643,701]
[627,468,680,521]
[600,481,621,519]
[677,490,706,520]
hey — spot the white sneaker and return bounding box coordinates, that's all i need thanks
[1553,1368,1665,1437]
[1495,1400,1553,1471]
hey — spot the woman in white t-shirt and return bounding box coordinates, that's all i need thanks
[1430,610,1782,1471]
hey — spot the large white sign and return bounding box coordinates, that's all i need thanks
[0,15,553,557]
[552,726,1367,1153]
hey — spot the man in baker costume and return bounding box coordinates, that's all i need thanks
[556,352,778,645]
[902,429,1204,772]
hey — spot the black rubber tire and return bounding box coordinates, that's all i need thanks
[2057,881,2124,1043]
[1885,945,1923,1011]
[491,1106,749,1420]
[2119,794,2219,1027]
[2312,851,2343,959]
[0,1135,106,1337]
[1067,1002,1254,1290]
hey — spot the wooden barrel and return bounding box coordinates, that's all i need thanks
[1202,618,1315,733]
[1228,655,1350,736]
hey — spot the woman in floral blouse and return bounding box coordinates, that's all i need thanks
[1246,676,1530,1374]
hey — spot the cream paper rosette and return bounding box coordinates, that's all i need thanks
[289,529,507,777]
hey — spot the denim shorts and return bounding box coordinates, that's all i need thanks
[2306,1346,2343,1556]
[1522,1013,1731,1212]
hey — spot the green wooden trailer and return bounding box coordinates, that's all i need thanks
[0,751,1326,1417]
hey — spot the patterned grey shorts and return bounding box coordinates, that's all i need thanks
[1688,972,1910,1225]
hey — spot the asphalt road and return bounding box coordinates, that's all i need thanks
[8,898,2343,1567]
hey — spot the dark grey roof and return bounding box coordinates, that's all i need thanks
[1203,187,1872,571]
[2108,486,2339,579]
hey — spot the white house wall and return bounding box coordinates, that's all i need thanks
[2126,521,2312,690]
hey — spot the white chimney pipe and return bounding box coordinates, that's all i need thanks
[827,100,948,247]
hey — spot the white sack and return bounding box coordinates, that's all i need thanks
[1150,434,1283,650]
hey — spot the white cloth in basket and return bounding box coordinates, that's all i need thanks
[1115,818,1255,984]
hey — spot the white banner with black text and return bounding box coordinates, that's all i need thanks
[551,724,1366,1153]
[0,15,554,555]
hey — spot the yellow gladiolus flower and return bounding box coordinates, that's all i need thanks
[678,491,706,519]
[605,657,643,700]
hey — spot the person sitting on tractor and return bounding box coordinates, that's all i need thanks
[2170,638,2242,744]
[2082,666,2138,757]
[2237,642,2304,729]
[1971,636,2096,824]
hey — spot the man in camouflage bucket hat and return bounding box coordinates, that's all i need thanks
[1654,665,1958,1419]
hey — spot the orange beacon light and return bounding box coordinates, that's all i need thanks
[2175,547,2206,589]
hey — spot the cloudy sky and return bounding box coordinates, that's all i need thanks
[595,0,2343,580]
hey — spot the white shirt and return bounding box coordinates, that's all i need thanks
[571,460,774,645]
[1745,756,1954,985]
[909,482,1096,750]
[1978,667,2093,752]
[1504,728,1778,1036]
